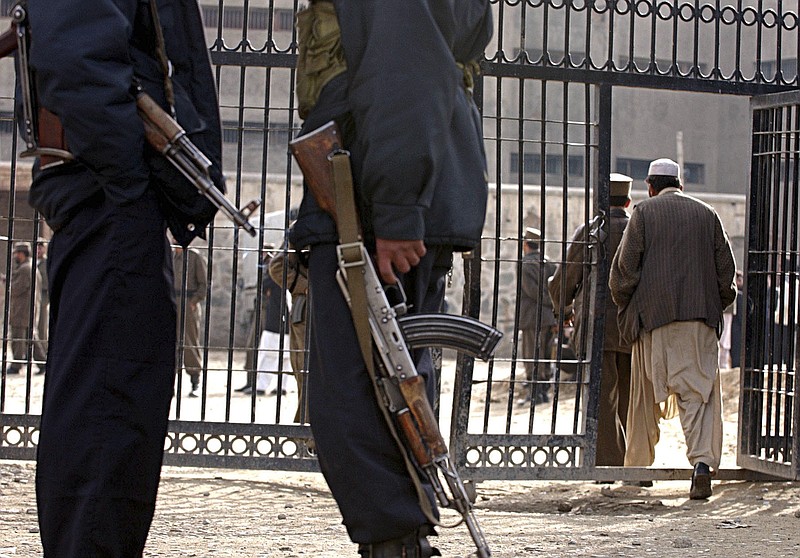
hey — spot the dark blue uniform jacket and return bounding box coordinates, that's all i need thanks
[290,0,493,252]
[25,0,222,247]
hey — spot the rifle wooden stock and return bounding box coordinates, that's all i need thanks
[288,121,341,221]
[35,107,73,168]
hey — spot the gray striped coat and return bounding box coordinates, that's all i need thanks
[609,188,737,345]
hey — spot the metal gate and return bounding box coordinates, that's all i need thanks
[449,0,799,482]
[738,90,800,480]
[1,1,799,482]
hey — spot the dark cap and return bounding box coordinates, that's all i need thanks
[13,242,30,256]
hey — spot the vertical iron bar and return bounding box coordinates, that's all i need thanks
[507,75,526,433]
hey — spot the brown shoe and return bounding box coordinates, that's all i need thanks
[689,462,712,500]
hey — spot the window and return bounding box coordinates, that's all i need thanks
[275,9,294,32]
[201,5,276,30]
[0,111,14,135]
[615,158,651,181]
[761,58,797,79]
[249,8,270,31]
[510,152,584,178]
[221,121,291,146]
[683,163,705,185]
[616,157,705,184]
[222,123,265,145]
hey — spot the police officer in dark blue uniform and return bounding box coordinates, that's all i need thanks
[289,1,493,556]
[23,0,223,555]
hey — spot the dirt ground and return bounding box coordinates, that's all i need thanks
[2,367,800,557]
[2,460,800,558]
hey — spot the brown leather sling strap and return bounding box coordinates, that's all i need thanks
[148,0,176,116]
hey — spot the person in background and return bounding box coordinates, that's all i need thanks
[173,243,208,398]
[7,242,45,376]
[610,158,736,500]
[549,173,634,467]
[239,246,291,397]
[518,226,557,405]
[268,235,309,423]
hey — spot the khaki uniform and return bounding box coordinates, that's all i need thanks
[173,248,207,386]
[269,250,309,423]
[9,258,46,371]
[549,206,631,465]
[519,248,557,384]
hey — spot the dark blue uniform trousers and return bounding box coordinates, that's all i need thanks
[307,243,450,544]
[36,189,176,557]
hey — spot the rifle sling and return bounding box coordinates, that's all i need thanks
[148,0,176,116]
[329,151,439,527]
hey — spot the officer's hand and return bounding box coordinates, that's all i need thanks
[375,238,426,284]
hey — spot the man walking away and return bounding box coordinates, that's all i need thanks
[609,158,736,499]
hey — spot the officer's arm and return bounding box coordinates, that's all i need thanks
[27,0,149,204]
[609,209,644,308]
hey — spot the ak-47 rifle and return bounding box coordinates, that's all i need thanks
[0,4,259,236]
[290,120,499,558]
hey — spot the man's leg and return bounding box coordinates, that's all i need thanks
[669,322,722,469]
[596,350,626,466]
[306,243,441,549]
[290,322,308,423]
[617,352,632,431]
[676,372,722,499]
[660,321,722,499]
[7,325,26,373]
[624,335,660,467]
[182,304,202,395]
[517,327,535,403]
[534,327,554,403]
[36,190,175,557]
[255,330,280,393]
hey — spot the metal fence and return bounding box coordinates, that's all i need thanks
[1,0,799,481]
[738,90,800,480]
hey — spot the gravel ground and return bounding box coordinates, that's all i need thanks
[2,460,800,558]
[3,365,800,557]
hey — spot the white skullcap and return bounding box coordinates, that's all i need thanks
[647,158,680,178]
